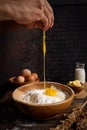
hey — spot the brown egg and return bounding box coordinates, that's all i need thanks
[25,74,36,82]
[25,76,29,82]
[16,76,25,83]
[22,69,31,77]
[32,73,38,80]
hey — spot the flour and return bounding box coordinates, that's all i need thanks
[21,88,66,104]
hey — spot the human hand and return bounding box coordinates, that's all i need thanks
[1,0,54,31]
[27,0,54,30]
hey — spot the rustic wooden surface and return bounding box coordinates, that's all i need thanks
[0,85,87,130]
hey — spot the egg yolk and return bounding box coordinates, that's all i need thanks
[45,86,57,96]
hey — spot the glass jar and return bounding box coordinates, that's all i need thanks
[75,63,86,83]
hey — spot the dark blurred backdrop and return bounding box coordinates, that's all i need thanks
[0,0,87,96]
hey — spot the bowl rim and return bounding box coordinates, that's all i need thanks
[12,81,75,106]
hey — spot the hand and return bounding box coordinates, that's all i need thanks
[1,0,54,30]
[27,0,54,30]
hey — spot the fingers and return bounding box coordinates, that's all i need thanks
[16,0,54,31]
[27,0,54,31]
[45,0,54,27]
[39,0,54,30]
[42,6,52,30]
[27,21,43,30]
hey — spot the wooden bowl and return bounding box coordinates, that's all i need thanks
[67,83,84,94]
[12,82,74,120]
[9,76,39,86]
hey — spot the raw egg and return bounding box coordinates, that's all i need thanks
[25,74,36,82]
[22,69,31,77]
[16,76,25,83]
[32,73,38,80]
[45,86,57,96]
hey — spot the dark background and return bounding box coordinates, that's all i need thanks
[0,0,87,94]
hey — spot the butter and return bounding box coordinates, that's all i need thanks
[68,80,82,87]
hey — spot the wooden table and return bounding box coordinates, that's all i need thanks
[0,87,87,130]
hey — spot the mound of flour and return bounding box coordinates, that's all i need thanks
[22,88,66,104]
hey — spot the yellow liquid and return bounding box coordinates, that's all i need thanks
[43,31,46,88]
[45,86,57,96]
[43,32,57,96]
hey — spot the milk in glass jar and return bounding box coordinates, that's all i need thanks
[75,63,86,83]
